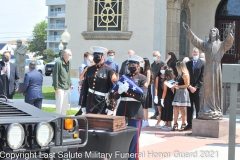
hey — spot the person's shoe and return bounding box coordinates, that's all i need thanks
[179,123,187,131]
[150,115,157,120]
[142,120,149,127]
[183,125,192,131]
[162,126,172,131]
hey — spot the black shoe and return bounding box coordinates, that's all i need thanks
[149,115,157,120]
[183,125,192,131]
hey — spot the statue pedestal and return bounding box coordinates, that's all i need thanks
[192,118,229,138]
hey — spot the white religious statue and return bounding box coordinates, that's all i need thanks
[14,39,27,83]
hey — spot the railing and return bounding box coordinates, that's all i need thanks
[47,23,65,29]
[49,11,65,17]
[47,35,61,41]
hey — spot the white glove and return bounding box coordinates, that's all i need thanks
[118,82,129,94]
[161,99,164,107]
[105,109,114,115]
[154,96,158,104]
[81,107,86,115]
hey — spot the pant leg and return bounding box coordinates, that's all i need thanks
[61,89,69,115]
[128,119,142,160]
[193,88,201,119]
[151,84,159,116]
[187,90,194,126]
[56,89,64,115]
[33,98,43,109]
[25,99,35,106]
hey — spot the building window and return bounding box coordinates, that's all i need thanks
[179,10,188,56]
[94,0,122,31]
[219,0,240,16]
[82,0,132,40]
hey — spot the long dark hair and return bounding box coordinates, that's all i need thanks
[167,52,178,66]
[143,58,150,75]
[164,68,175,81]
[157,63,168,77]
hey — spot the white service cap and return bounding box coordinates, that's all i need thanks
[90,46,108,54]
[127,54,143,64]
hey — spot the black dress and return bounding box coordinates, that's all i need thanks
[155,76,164,106]
[142,85,152,109]
[161,85,174,121]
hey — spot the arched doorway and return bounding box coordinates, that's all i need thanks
[216,0,240,64]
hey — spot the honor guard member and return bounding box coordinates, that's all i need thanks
[113,54,148,160]
[80,46,117,115]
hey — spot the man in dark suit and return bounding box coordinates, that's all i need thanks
[22,61,44,109]
[185,47,205,130]
[0,51,19,99]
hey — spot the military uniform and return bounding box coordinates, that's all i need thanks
[114,72,148,118]
[112,54,147,160]
[81,62,116,114]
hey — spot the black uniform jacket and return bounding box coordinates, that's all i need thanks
[114,72,148,119]
[81,63,116,114]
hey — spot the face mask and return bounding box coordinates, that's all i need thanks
[4,56,9,62]
[153,57,157,61]
[93,55,102,64]
[200,58,204,61]
[128,66,137,73]
[68,56,72,61]
[107,56,114,61]
[86,60,90,66]
[160,70,165,74]
[193,56,199,61]
[140,62,144,68]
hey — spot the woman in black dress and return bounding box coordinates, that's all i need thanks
[154,63,168,127]
[140,58,152,127]
[160,68,175,131]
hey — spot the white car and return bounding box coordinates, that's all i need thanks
[25,59,45,74]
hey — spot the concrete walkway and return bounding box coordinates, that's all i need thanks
[13,99,240,159]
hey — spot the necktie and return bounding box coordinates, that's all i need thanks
[193,61,196,68]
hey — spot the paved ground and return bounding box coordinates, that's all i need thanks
[13,99,240,160]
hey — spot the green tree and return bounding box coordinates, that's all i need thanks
[42,49,56,63]
[28,20,47,55]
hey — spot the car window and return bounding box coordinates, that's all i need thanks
[25,60,30,66]
[36,60,41,65]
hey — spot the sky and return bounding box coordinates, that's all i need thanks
[0,0,48,42]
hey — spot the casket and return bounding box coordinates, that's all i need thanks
[78,114,126,132]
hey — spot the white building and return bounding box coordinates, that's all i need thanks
[45,0,66,53]
[62,0,239,78]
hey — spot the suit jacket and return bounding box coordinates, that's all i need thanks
[22,69,44,101]
[0,61,19,95]
[119,60,128,77]
[186,59,205,88]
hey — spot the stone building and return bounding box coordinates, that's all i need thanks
[64,0,240,77]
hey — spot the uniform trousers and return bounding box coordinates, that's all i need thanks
[55,89,69,115]
[128,119,142,160]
